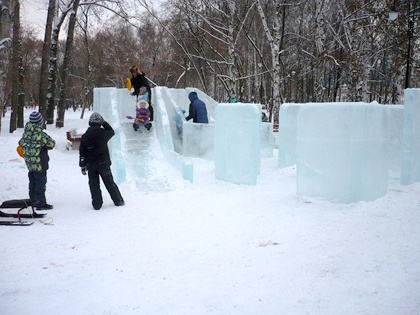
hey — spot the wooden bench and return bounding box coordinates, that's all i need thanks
[66,128,83,150]
[273,124,279,132]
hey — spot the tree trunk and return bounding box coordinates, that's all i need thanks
[56,0,80,128]
[38,0,55,119]
[9,0,20,133]
[0,0,12,135]
[45,1,73,125]
[256,0,284,123]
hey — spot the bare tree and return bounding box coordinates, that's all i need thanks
[256,0,286,121]
[0,0,12,134]
[56,0,81,128]
[45,0,75,125]
[10,0,23,133]
[137,0,260,100]
[38,0,56,119]
[3,0,412,134]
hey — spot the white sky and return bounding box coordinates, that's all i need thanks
[21,0,48,38]
[19,0,162,39]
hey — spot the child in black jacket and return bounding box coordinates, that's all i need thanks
[79,112,124,210]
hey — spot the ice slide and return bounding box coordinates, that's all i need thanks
[92,86,219,189]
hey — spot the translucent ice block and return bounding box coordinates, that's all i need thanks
[401,88,420,185]
[278,103,302,168]
[297,103,390,203]
[215,104,261,185]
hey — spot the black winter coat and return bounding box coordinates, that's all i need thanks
[131,72,151,96]
[79,122,114,169]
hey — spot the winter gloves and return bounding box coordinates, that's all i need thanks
[80,156,87,175]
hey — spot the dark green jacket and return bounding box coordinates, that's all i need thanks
[19,122,55,172]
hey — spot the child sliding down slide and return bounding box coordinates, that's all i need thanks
[131,99,152,131]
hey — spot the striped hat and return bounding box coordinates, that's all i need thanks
[29,111,43,124]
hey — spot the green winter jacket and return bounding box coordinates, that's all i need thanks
[19,122,55,172]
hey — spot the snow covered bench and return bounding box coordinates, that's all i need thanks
[66,128,83,150]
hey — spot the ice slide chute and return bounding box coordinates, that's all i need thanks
[92,87,195,188]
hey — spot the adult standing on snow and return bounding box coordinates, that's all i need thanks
[185,91,208,123]
[130,65,153,121]
[19,111,55,210]
[79,112,124,210]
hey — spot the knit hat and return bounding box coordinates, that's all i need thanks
[89,112,104,126]
[138,99,149,109]
[29,111,43,124]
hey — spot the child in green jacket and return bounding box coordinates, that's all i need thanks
[19,112,55,210]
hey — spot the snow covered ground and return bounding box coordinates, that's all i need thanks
[1,108,419,314]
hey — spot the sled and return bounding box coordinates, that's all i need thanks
[0,220,33,226]
[0,199,45,223]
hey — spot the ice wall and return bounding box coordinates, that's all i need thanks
[215,103,261,185]
[93,87,193,184]
[385,105,403,179]
[93,88,126,185]
[278,103,302,168]
[92,86,273,186]
[153,87,193,182]
[297,103,390,203]
[117,89,138,122]
[154,87,185,154]
[261,122,274,158]
[401,88,420,185]
[180,98,272,160]
[278,103,403,179]
[183,122,215,159]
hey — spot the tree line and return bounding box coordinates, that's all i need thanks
[0,0,418,134]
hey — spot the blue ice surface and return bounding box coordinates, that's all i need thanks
[278,103,302,168]
[215,103,261,185]
[93,86,273,187]
[261,122,274,158]
[92,87,193,184]
[296,102,390,203]
[93,87,126,184]
[401,88,420,185]
[384,105,404,179]
[279,103,405,178]
[92,86,420,201]
[153,87,194,182]
[182,122,215,159]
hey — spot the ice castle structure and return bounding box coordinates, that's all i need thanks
[401,89,420,185]
[278,103,302,168]
[296,102,390,203]
[385,105,404,179]
[215,103,261,185]
[92,85,419,202]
